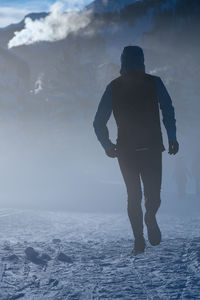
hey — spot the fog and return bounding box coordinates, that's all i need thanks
[0,0,199,215]
[8,2,92,48]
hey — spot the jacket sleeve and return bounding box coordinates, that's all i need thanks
[93,84,113,151]
[156,77,177,142]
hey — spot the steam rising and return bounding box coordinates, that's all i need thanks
[8,2,92,49]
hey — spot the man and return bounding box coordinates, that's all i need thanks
[93,46,179,255]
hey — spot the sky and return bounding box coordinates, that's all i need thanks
[0,0,93,28]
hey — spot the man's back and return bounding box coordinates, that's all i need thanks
[110,71,164,151]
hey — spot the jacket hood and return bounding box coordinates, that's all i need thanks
[120,46,145,75]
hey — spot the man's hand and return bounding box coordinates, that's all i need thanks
[105,143,117,158]
[168,141,179,155]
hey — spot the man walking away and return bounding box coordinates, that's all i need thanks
[93,46,179,255]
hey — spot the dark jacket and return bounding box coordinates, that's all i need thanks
[93,46,177,152]
[111,71,164,151]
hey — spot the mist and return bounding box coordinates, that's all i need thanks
[0,0,200,216]
[1,1,200,298]
[8,1,92,48]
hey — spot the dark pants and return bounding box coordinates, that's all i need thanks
[117,149,162,239]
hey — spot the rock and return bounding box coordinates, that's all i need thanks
[2,254,19,263]
[40,253,51,261]
[3,242,11,251]
[8,254,19,262]
[52,238,61,244]
[10,293,25,299]
[57,252,73,263]
[25,247,39,259]
[25,247,46,265]
[48,278,59,286]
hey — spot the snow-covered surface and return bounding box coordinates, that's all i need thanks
[87,0,140,13]
[0,209,200,299]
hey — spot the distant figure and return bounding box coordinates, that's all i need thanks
[93,46,179,255]
[191,154,200,199]
[173,156,188,198]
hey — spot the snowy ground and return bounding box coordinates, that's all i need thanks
[0,209,200,299]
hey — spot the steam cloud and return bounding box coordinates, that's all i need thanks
[8,1,92,49]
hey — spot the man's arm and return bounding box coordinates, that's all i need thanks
[156,77,179,154]
[93,84,116,155]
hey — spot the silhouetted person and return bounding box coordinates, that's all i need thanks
[93,46,179,255]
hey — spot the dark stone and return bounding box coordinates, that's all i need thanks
[48,278,59,286]
[40,253,51,261]
[57,252,73,263]
[25,247,46,265]
[25,247,39,259]
[2,254,19,263]
[3,243,11,251]
[10,293,25,299]
[8,254,19,262]
[52,238,61,244]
